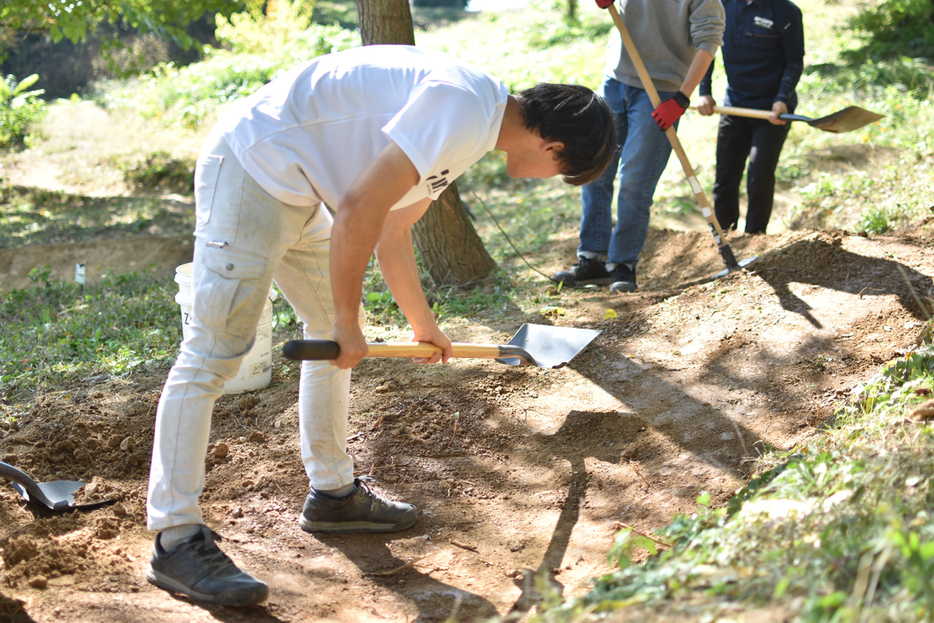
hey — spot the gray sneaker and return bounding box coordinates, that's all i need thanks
[146,526,268,606]
[550,257,611,288]
[300,477,417,534]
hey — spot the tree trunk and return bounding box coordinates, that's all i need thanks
[410,182,497,285]
[355,0,498,286]
[567,0,577,23]
[355,0,415,45]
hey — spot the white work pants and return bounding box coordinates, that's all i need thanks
[147,130,362,531]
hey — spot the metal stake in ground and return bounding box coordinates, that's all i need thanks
[605,3,756,278]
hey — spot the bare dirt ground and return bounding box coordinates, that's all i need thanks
[0,103,932,623]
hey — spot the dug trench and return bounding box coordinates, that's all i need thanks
[0,223,932,622]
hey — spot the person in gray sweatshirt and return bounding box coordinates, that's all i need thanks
[551,0,724,292]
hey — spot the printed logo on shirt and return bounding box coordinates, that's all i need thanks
[426,169,451,195]
[754,16,774,30]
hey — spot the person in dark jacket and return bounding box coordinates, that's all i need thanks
[697,0,804,235]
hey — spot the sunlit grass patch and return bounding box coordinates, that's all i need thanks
[0,268,182,402]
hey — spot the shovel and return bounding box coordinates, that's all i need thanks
[282,323,601,369]
[693,104,885,134]
[0,462,116,511]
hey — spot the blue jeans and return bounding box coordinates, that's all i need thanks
[579,77,677,268]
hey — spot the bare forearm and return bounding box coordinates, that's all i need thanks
[330,207,385,322]
[679,49,714,98]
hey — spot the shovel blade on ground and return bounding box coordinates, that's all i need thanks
[496,323,601,368]
[0,462,115,511]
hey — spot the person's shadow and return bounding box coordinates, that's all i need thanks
[750,235,933,328]
[0,592,37,623]
[507,363,765,616]
[327,536,499,622]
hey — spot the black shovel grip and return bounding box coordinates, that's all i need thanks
[283,339,340,361]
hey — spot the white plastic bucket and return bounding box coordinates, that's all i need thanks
[174,263,278,394]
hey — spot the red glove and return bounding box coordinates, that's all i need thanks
[652,91,690,130]
[595,0,613,8]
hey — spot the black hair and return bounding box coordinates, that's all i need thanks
[515,83,616,186]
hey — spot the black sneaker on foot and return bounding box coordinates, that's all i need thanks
[300,477,417,534]
[550,257,611,288]
[609,264,637,293]
[146,526,268,606]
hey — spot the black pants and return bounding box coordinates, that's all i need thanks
[712,114,791,235]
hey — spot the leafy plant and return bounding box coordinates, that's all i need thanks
[216,0,317,55]
[127,22,357,128]
[0,74,47,148]
[859,205,896,235]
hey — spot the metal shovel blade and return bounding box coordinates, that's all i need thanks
[0,462,115,511]
[495,323,601,369]
[798,106,885,133]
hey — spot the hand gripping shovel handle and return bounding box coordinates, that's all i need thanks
[605,4,740,270]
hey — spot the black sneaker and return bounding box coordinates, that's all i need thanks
[300,477,417,534]
[146,526,268,606]
[550,257,611,288]
[609,264,637,293]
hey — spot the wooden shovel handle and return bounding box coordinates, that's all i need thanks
[691,104,803,122]
[691,104,773,120]
[282,340,508,361]
[606,4,734,264]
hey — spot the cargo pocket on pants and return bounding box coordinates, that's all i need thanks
[194,155,224,235]
[194,246,269,339]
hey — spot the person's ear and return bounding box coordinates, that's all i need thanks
[542,140,565,154]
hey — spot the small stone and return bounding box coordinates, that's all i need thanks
[238,395,259,411]
[231,506,244,519]
[28,576,48,589]
[2,454,16,464]
[213,442,229,458]
[248,431,265,443]
[119,437,134,452]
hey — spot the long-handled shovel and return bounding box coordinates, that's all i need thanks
[0,462,116,511]
[692,104,885,134]
[283,323,601,369]
[604,3,756,278]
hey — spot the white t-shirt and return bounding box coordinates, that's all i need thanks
[218,45,509,209]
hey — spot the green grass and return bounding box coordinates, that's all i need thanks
[0,185,196,247]
[0,268,182,397]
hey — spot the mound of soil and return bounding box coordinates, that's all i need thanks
[0,221,931,622]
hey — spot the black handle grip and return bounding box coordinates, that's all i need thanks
[283,339,340,361]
